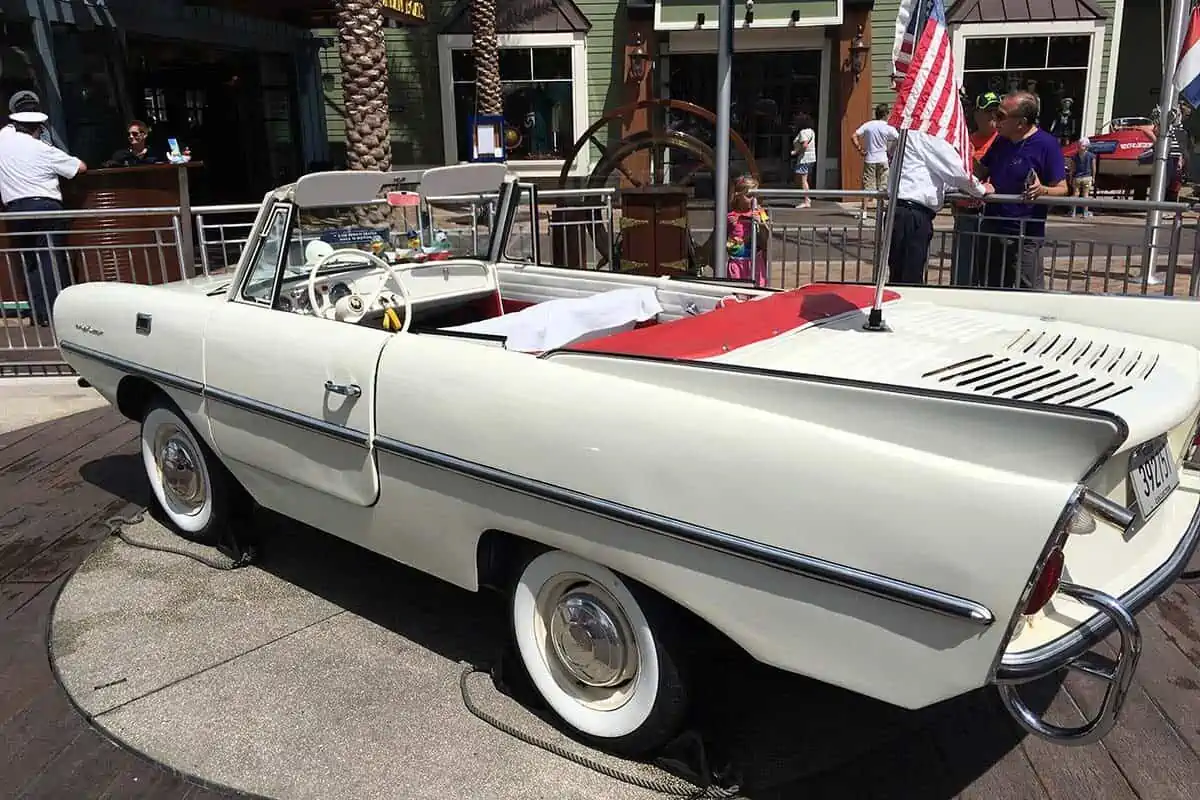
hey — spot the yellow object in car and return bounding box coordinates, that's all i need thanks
[383,306,403,331]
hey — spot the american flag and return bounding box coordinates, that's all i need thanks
[888,0,972,174]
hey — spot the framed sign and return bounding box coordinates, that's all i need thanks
[469,114,507,163]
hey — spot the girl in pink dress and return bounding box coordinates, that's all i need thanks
[725,175,769,287]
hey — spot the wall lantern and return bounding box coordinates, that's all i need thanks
[849,25,870,83]
[628,31,650,82]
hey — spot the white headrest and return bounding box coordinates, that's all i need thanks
[305,240,335,265]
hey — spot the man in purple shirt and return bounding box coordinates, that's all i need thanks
[973,91,1069,289]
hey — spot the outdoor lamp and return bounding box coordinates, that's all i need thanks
[628,32,650,82]
[850,25,870,84]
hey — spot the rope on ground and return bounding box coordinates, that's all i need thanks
[105,512,254,570]
[457,662,741,799]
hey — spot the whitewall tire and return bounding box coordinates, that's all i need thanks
[510,549,690,757]
[140,398,230,544]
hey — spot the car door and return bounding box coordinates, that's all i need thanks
[202,201,392,507]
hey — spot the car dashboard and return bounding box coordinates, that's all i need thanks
[274,259,498,321]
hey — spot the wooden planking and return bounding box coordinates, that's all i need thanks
[3,408,1200,797]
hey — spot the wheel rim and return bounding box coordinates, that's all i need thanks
[153,424,206,515]
[536,573,640,710]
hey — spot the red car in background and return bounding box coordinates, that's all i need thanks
[1061,117,1184,201]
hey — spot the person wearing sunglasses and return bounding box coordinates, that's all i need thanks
[103,120,163,168]
[972,91,1068,290]
[949,92,1002,286]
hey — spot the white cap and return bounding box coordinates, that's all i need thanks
[10,111,48,124]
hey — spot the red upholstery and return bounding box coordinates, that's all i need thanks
[566,284,901,360]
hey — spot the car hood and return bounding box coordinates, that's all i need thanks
[158,272,236,296]
[705,298,1200,447]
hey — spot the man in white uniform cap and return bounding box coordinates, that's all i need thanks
[0,92,87,326]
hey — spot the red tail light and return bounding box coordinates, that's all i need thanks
[1023,547,1065,616]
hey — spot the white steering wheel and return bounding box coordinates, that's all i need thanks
[306,248,412,332]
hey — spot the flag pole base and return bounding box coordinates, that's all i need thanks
[862,307,891,332]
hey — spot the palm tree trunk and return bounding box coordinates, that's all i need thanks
[336,0,391,172]
[471,0,503,117]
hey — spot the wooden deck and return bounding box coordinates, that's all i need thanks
[2,407,1200,799]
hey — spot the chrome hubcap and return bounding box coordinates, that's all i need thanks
[155,426,205,513]
[547,584,637,688]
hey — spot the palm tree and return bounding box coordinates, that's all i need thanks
[471,0,503,117]
[335,0,391,172]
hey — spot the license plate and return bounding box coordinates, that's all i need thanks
[1129,436,1180,519]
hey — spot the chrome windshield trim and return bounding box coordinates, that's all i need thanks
[375,436,996,626]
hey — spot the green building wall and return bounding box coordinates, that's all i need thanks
[316,0,621,170]
[868,0,1118,130]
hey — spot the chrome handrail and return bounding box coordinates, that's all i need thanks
[996,582,1141,746]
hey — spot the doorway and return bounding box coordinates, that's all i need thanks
[666,49,823,189]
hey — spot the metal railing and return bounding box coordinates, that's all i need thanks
[739,189,1198,297]
[2,185,1197,372]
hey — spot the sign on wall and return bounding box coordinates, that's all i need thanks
[653,0,842,30]
[380,0,428,25]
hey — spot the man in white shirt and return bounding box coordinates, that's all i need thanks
[887,129,991,285]
[0,95,87,326]
[852,104,898,220]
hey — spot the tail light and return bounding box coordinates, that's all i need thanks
[1023,547,1065,616]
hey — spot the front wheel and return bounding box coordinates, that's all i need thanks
[140,398,233,545]
[509,549,690,757]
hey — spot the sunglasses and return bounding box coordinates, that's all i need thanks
[128,130,145,138]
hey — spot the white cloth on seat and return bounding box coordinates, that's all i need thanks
[445,286,664,352]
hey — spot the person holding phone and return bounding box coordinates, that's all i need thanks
[973,91,1068,290]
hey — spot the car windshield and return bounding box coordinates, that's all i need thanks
[280,200,494,283]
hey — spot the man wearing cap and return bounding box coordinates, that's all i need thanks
[949,92,1001,286]
[5,91,55,146]
[0,93,87,327]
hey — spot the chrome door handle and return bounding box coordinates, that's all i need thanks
[324,381,362,398]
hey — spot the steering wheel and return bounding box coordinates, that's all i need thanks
[306,248,412,332]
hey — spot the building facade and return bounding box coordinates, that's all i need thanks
[318,0,1133,190]
[0,0,331,203]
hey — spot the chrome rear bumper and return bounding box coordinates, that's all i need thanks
[993,494,1200,745]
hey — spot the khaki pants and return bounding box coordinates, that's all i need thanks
[862,161,889,191]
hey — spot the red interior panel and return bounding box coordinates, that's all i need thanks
[566,284,901,360]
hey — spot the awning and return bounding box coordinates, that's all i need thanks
[947,0,1107,23]
[439,0,589,34]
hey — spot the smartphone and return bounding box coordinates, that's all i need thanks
[167,137,181,156]
[1024,168,1038,190]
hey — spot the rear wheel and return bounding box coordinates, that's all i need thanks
[139,398,233,545]
[509,549,690,757]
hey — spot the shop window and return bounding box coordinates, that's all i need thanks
[961,34,1092,134]
[439,33,587,174]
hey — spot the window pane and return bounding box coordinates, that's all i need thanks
[960,68,1089,132]
[242,208,290,304]
[964,38,1005,71]
[452,49,475,82]
[499,48,532,81]
[532,47,572,80]
[1048,35,1090,68]
[1005,36,1048,69]
[501,82,574,160]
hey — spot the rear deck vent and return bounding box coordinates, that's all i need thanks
[921,330,1159,407]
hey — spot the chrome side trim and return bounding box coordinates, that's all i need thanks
[203,387,370,447]
[58,340,203,395]
[996,494,1200,681]
[374,436,996,626]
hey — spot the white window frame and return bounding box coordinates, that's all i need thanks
[951,20,1107,138]
[437,32,591,178]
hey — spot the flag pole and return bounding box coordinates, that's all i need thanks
[1141,0,1190,284]
[711,0,734,279]
[864,0,930,333]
